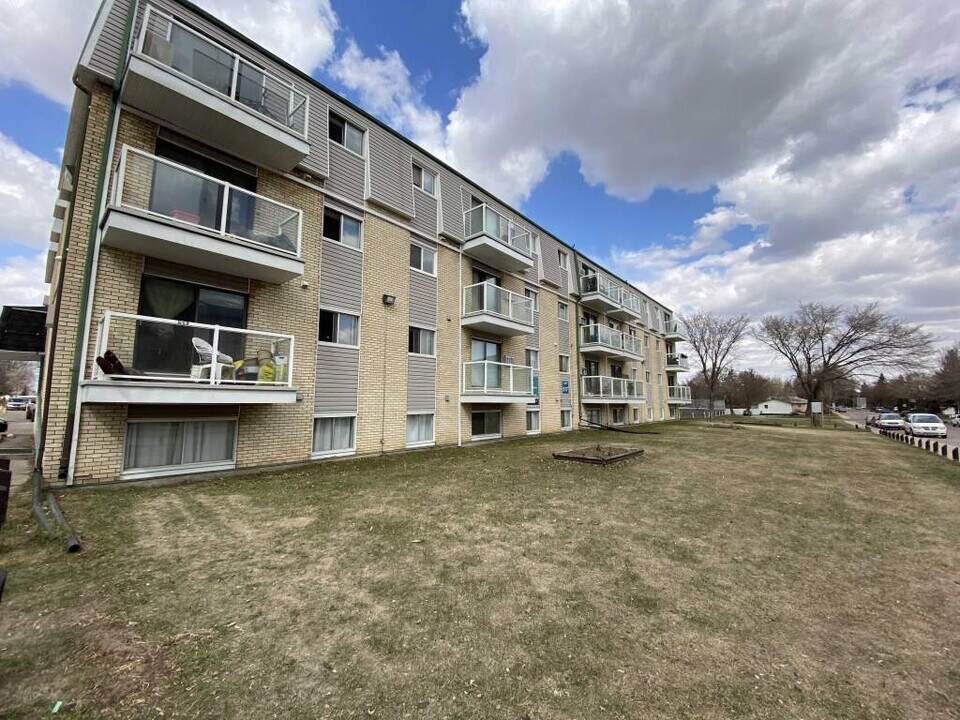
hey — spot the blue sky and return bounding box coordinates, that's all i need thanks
[0,0,957,373]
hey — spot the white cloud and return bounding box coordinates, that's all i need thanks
[196,0,338,74]
[0,132,59,249]
[0,252,47,307]
[328,40,445,156]
[0,0,99,105]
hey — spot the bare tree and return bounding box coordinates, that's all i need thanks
[680,311,750,420]
[0,361,36,395]
[755,303,933,424]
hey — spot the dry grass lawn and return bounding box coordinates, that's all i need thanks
[1,421,959,719]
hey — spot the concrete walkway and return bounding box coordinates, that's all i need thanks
[1,410,36,488]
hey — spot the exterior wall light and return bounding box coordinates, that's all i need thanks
[382,294,396,306]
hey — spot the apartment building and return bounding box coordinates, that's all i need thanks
[36,0,691,485]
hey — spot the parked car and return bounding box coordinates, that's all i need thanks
[952,415,960,428]
[876,412,904,430]
[903,413,948,438]
[0,418,7,433]
[6,395,35,411]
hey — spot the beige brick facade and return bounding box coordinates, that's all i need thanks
[434,244,461,445]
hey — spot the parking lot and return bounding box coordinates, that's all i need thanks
[847,408,960,450]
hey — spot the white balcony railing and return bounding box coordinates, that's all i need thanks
[582,376,645,401]
[114,146,302,257]
[619,291,643,316]
[138,5,309,136]
[666,352,691,370]
[664,320,686,336]
[668,385,692,402]
[91,311,294,387]
[462,361,533,396]
[580,324,642,358]
[463,283,533,326]
[463,204,532,257]
[580,274,620,304]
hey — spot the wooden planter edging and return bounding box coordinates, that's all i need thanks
[553,446,645,465]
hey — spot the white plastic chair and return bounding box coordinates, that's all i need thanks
[191,336,235,381]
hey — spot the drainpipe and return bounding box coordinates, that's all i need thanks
[62,0,136,484]
[457,251,462,447]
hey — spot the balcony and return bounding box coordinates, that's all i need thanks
[462,283,534,336]
[122,5,310,170]
[667,385,693,404]
[579,274,620,313]
[461,361,535,404]
[78,312,297,405]
[462,204,534,273]
[666,352,691,371]
[580,324,642,360]
[581,376,645,404]
[102,147,304,283]
[609,290,644,322]
[664,320,687,341]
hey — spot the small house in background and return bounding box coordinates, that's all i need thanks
[752,397,808,415]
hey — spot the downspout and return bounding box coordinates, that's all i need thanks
[457,251,462,447]
[62,0,136,483]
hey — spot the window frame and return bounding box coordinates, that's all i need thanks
[611,406,625,426]
[558,354,570,373]
[312,414,357,459]
[526,409,541,435]
[470,409,502,441]
[524,288,539,311]
[406,411,436,448]
[412,162,437,196]
[408,325,437,357]
[560,409,573,430]
[328,110,365,156]
[558,250,569,270]
[409,241,437,276]
[318,308,361,348]
[525,349,539,370]
[121,416,238,480]
[322,207,363,251]
[557,302,569,321]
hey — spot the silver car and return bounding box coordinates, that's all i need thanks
[903,413,947,438]
[876,412,904,430]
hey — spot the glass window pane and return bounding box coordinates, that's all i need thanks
[412,164,422,187]
[323,209,341,242]
[341,216,361,248]
[339,314,359,346]
[319,310,336,343]
[408,327,418,354]
[409,244,421,270]
[421,330,435,356]
[422,169,435,195]
[422,248,435,274]
[345,123,364,154]
[329,113,345,144]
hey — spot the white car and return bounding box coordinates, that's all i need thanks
[903,413,948,438]
[876,412,904,430]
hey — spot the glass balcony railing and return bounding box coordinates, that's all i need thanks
[462,361,534,396]
[463,283,533,325]
[621,333,643,358]
[664,320,686,336]
[580,324,642,358]
[463,203,532,257]
[114,146,302,256]
[91,311,294,387]
[138,5,309,135]
[668,386,692,402]
[581,376,645,401]
[619,291,643,316]
[580,274,620,304]
[666,352,690,370]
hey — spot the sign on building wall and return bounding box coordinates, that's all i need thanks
[560,378,570,395]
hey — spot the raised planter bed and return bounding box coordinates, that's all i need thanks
[553,444,644,465]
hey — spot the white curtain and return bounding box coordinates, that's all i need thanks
[406,414,434,444]
[124,420,235,470]
[314,417,354,453]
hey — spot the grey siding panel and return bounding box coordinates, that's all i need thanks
[526,311,540,349]
[407,356,436,412]
[88,0,128,78]
[367,126,414,217]
[438,172,463,240]
[314,344,359,414]
[558,319,569,349]
[412,189,438,237]
[408,268,438,329]
[538,233,563,287]
[326,144,365,205]
[320,240,362,314]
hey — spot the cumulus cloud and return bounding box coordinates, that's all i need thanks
[196,0,338,74]
[329,40,445,155]
[0,0,99,105]
[0,132,59,248]
[0,252,47,307]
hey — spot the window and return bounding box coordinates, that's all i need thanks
[557,302,569,321]
[586,408,601,426]
[526,410,541,434]
[647,407,653,421]
[471,410,501,439]
[412,163,436,195]
[633,408,640,423]
[329,111,364,155]
[313,416,356,456]
[409,243,436,274]
[319,310,360,346]
[406,413,435,447]
[525,349,539,370]
[559,354,570,373]
[645,371,652,383]
[585,359,600,376]
[524,288,539,311]
[323,208,362,249]
[560,409,572,429]
[612,407,625,425]
[123,419,236,477]
[472,268,499,285]
[657,373,663,386]
[558,250,569,270]
[408,326,436,356]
